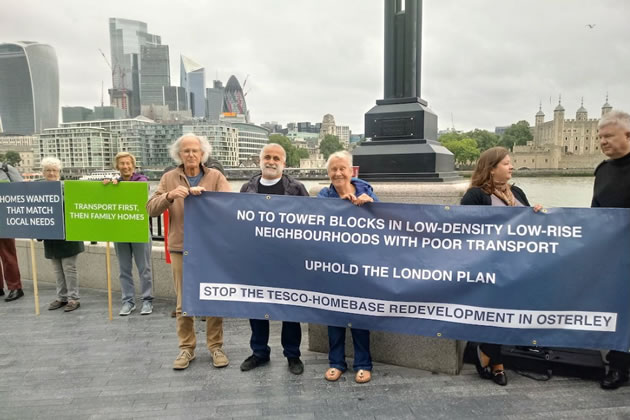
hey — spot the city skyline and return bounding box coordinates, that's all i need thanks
[2,0,629,134]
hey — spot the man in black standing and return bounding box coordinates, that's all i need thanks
[239,143,309,375]
[592,110,630,389]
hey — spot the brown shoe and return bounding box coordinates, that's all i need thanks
[64,300,80,312]
[171,309,176,318]
[355,369,371,384]
[325,367,344,381]
[48,300,68,310]
[212,348,229,368]
[173,349,195,370]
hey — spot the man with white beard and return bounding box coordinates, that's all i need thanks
[239,143,309,375]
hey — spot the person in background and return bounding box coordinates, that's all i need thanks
[239,143,309,376]
[147,133,231,370]
[41,157,84,312]
[318,150,376,384]
[104,152,154,316]
[460,146,543,386]
[591,110,630,390]
[0,162,24,302]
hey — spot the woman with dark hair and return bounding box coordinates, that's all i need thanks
[460,147,542,386]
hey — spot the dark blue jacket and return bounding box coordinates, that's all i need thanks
[318,178,379,201]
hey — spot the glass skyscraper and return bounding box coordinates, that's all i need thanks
[180,55,206,118]
[109,18,162,117]
[223,75,248,122]
[140,44,170,106]
[0,41,59,135]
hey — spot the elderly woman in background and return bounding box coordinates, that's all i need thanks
[147,133,231,370]
[461,146,542,386]
[318,150,377,384]
[42,157,85,312]
[104,152,154,316]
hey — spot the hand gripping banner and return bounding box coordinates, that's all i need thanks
[182,192,630,351]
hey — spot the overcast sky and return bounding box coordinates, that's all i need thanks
[2,0,629,134]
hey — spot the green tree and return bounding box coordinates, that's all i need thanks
[441,137,480,168]
[319,135,344,159]
[500,120,533,150]
[438,131,464,144]
[464,129,500,151]
[3,151,21,166]
[268,134,304,167]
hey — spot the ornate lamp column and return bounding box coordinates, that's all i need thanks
[353,0,458,182]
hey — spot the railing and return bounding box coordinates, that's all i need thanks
[149,214,165,242]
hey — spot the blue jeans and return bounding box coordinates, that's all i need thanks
[249,319,301,360]
[115,241,153,304]
[327,326,372,371]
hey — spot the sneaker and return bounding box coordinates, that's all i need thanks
[119,302,136,316]
[173,349,195,370]
[48,300,68,310]
[64,300,80,312]
[140,301,153,315]
[240,354,268,372]
[288,357,304,375]
[212,348,229,368]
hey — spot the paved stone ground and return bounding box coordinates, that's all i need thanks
[2,282,630,420]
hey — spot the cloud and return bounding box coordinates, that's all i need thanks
[2,0,628,133]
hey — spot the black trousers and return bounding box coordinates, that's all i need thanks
[607,350,630,371]
[479,343,504,365]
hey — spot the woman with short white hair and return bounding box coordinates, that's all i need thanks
[318,150,378,384]
[41,157,84,312]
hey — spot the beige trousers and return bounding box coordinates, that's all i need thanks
[171,252,223,352]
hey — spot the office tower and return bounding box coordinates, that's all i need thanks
[140,45,170,106]
[162,86,188,111]
[180,55,205,118]
[223,75,248,122]
[62,106,94,123]
[206,80,224,122]
[0,41,59,135]
[109,18,161,117]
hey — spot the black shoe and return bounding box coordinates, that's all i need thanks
[491,369,508,386]
[4,289,24,302]
[240,355,268,372]
[0,289,4,296]
[474,346,492,380]
[288,358,304,375]
[601,369,629,390]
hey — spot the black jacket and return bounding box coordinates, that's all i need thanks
[43,240,85,260]
[460,185,530,206]
[240,174,309,197]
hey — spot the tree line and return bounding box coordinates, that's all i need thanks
[439,120,533,168]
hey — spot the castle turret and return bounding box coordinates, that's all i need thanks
[602,93,612,116]
[553,96,565,147]
[576,97,587,121]
[535,102,545,126]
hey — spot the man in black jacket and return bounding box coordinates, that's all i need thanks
[239,143,309,375]
[592,110,630,390]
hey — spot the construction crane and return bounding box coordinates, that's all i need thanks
[98,48,128,112]
[243,74,252,97]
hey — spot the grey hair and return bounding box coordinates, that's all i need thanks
[326,150,353,170]
[259,143,286,162]
[599,110,630,132]
[169,133,212,164]
[41,156,62,170]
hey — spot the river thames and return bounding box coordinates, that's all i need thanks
[222,176,596,208]
[150,176,595,208]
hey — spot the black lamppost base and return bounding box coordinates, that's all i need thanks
[353,98,460,182]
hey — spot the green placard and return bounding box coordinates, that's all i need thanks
[64,181,150,242]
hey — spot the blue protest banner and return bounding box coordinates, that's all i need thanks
[182,192,630,351]
[0,181,64,239]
